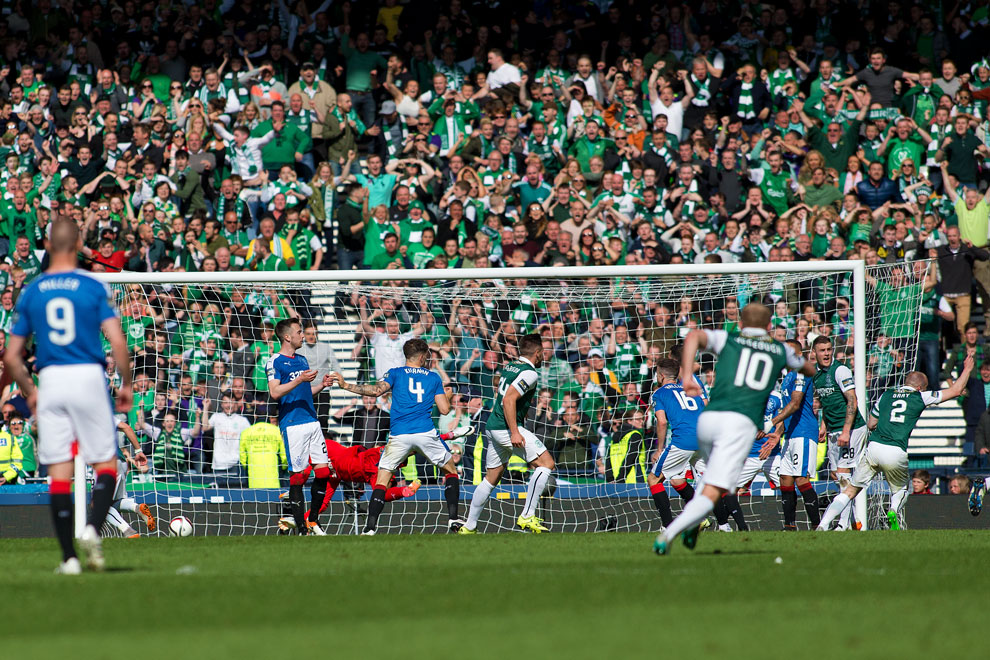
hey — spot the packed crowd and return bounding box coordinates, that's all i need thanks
[4,0,990,486]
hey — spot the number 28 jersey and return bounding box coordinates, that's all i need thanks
[11,270,118,369]
[384,366,444,435]
[703,329,805,428]
[651,383,705,451]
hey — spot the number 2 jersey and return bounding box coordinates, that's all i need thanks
[869,386,942,451]
[650,382,705,451]
[383,366,443,435]
[11,270,117,369]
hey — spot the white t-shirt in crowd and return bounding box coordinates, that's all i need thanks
[209,412,251,470]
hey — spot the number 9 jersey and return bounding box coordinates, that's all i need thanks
[11,271,118,369]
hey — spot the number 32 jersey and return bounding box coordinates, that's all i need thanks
[651,383,705,451]
[11,270,118,369]
[384,366,444,435]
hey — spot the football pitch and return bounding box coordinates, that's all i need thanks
[3,530,987,659]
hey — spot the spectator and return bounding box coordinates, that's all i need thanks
[333,396,390,449]
[239,417,287,488]
[202,394,251,487]
[961,360,990,446]
[911,470,933,495]
[948,475,972,495]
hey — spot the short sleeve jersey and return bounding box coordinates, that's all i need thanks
[870,387,941,451]
[384,366,444,435]
[265,353,318,428]
[812,362,866,431]
[703,329,804,428]
[486,358,539,432]
[780,371,819,440]
[753,391,784,457]
[11,270,118,369]
[651,382,705,451]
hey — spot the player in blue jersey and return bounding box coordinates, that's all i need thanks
[267,318,334,536]
[4,221,133,574]
[724,391,785,532]
[765,340,821,530]
[330,338,461,535]
[646,359,706,527]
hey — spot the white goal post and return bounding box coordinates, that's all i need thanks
[78,260,881,536]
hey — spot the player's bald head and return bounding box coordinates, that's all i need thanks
[740,302,772,330]
[904,371,928,391]
[49,219,81,254]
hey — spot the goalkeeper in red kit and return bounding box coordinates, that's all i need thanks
[278,428,471,532]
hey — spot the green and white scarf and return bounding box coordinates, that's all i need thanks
[690,74,712,107]
[737,82,756,119]
[383,118,409,157]
[287,108,314,136]
[433,114,468,151]
[769,68,797,98]
[332,106,366,136]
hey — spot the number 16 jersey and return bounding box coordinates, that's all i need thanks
[651,383,705,451]
[384,366,444,435]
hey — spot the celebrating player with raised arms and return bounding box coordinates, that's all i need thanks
[654,303,814,555]
[646,358,706,528]
[460,334,556,534]
[811,335,868,530]
[818,357,974,530]
[330,338,463,534]
[4,220,134,574]
[267,318,334,536]
[767,340,821,530]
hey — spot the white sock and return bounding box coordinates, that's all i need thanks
[854,489,868,530]
[120,497,138,513]
[521,467,551,518]
[466,479,495,530]
[890,487,908,516]
[106,507,128,532]
[662,495,714,543]
[817,493,851,530]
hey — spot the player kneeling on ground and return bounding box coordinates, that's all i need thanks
[460,333,556,534]
[818,357,973,531]
[654,303,813,555]
[329,338,463,534]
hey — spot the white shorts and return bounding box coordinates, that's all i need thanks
[780,437,817,478]
[380,430,452,472]
[850,442,909,491]
[113,458,129,501]
[695,411,757,493]
[37,364,117,465]
[484,427,548,470]
[737,454,781,488]
[827,425,868,471]
[281,421,328,473]
[650,445,699,480]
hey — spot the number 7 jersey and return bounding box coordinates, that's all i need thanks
[383,366,444,435]
[11,270,118,369]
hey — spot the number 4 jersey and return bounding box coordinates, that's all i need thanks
[11,270,118,369]
[651,383,705,451]
[383,366,444,435]
[870,387,942,451]
[703,329,806,428]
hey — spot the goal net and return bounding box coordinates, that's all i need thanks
[95,260,928,536]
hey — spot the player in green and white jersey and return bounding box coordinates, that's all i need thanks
[811,335,869,530]
[818,357,973,531]
[460,334,556,534]
[655,303,813,555]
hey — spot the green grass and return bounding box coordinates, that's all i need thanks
[3,531,989,659]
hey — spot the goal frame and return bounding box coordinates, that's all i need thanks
[83,260,869,536]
